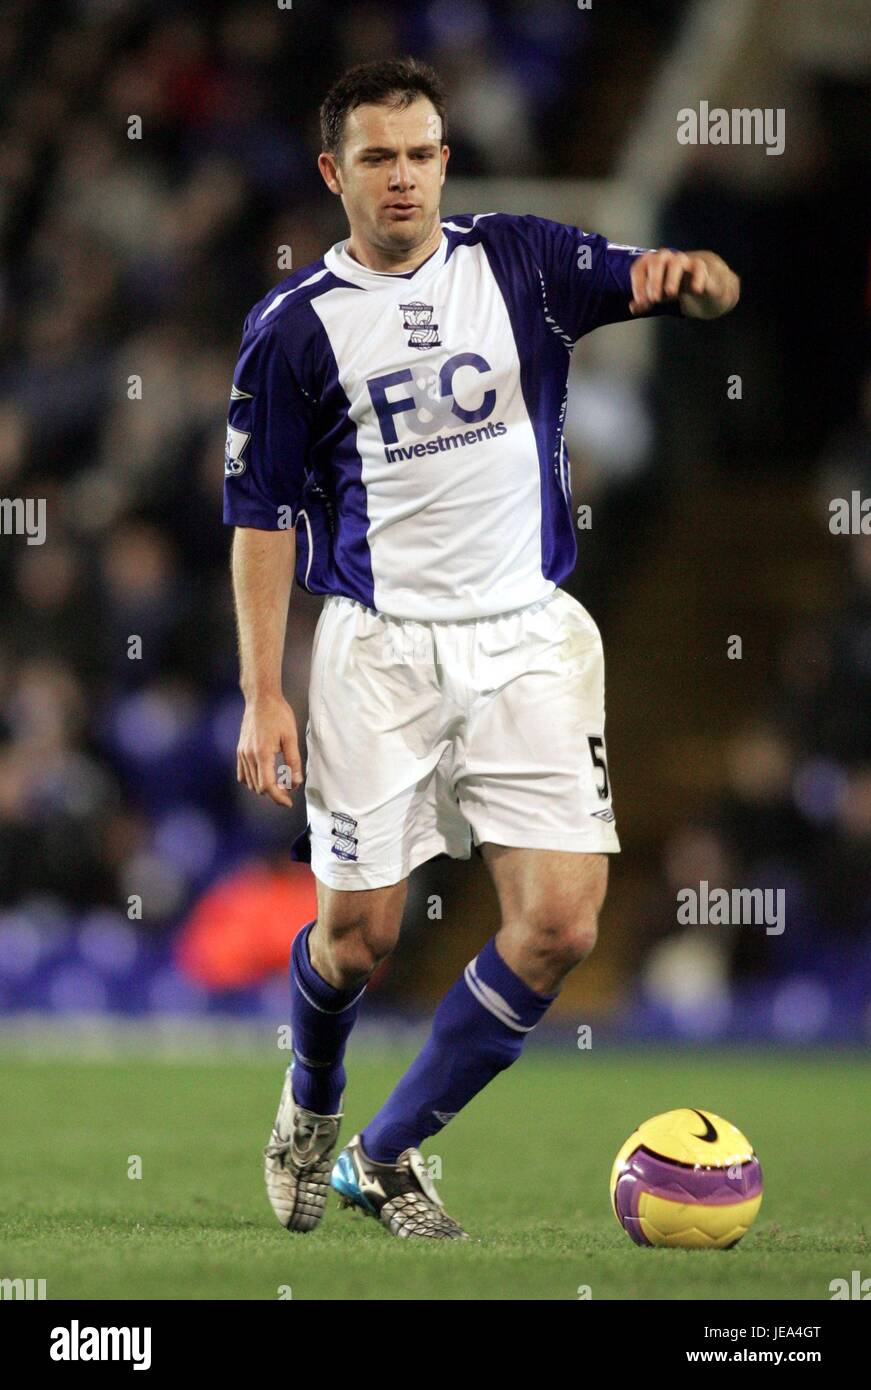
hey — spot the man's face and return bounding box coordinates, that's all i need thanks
[320,97,449,256]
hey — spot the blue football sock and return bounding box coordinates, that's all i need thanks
[361,936,556,1163]
[289,920,365,1115]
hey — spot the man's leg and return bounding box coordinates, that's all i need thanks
[265,876,406,1232]
[289,876,407,1114]
[483,844,608,993]
[360,846,608,1162]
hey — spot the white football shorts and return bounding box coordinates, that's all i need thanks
[297,587,619,889]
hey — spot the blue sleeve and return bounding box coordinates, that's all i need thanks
[222,315,314,530]
[519,215,681,342]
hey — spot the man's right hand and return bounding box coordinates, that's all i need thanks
[236,693,304,809]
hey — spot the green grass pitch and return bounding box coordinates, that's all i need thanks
[0,1045,867,1300]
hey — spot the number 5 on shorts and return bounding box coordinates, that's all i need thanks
[587,735,611,800]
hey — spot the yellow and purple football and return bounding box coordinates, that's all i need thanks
[610,1108,763,1249]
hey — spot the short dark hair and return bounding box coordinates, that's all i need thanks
[320,57,447,158]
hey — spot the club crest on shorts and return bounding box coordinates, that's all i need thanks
[398,300,441,350]
[330,810,359,861]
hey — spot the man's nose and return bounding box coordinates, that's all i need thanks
[389,158,414,188]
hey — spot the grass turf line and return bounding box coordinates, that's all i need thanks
[0,1048,866,1300]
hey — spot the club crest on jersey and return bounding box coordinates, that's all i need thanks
[225,423,251,476]
[398,300,441,350]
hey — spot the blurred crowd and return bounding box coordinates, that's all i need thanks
[642,514,871,1028]
[0,0,868,1028]
[636,56,871,1023]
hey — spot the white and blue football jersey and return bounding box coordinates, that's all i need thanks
[223,213,677,620]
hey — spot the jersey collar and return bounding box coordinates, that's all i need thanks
[324,229,448,290]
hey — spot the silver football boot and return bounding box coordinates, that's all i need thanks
[331,1132,469,1239]
[264,1064,342,1232]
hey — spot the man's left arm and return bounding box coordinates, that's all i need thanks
[628,248,740,320]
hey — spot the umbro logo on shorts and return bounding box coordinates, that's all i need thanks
[591,808,616,822]
[330,810,359,861]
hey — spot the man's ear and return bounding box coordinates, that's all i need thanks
[317,152,342,195]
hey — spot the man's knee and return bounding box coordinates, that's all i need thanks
[317,915,399,980]
[311,879,407,986]
[497,855,609,988]
[519,903,601,975]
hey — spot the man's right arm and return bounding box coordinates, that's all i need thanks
[232,525,303,809]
